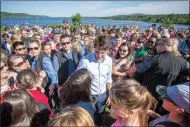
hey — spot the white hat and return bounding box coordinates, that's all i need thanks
[162,32,170,38]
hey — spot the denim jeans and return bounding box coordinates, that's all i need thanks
[91,91,108,126]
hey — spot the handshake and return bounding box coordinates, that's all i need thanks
[125,64,137,78]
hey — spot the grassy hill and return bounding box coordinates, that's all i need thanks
[100,13,190,25]
[1,12,49,18]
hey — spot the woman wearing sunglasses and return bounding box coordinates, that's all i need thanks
[112,43,133,82]
[12,41,27,55]
[28,39,49,89]
[28,39,41,70]
[7,54,29,80]
[0,59,12,95]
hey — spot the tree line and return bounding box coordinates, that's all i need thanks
[101,14,189,25]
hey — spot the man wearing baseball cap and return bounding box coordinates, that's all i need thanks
[149,82,190,127]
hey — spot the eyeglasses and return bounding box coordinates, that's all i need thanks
[148,41,155,44]
[61,42,70,46]
[14,60,26,67]
[148,41,155,46]
[28,47,39,51]
[16,47,25,51]
[119,48,128,53]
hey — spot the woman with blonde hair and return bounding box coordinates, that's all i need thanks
[14,28,21,37]
[171,38,180,56]
[1,49,8,60]
[0,58,12,95]
[72,41,82,53]
[48,106,94,126]
[109,79,157,127]
[11,34,21,44]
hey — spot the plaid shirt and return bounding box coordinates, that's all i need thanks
[178,39,190,54]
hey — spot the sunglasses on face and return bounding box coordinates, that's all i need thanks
[119,48,128,53]
[61,42,70,46]
[28,47,39,51]
[148,41,155,45]
[14,60,26,67]
[16,47,25,51]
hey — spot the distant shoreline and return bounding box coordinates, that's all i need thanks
[2,12,189,25]
[2,17,189,26]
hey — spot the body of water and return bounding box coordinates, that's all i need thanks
[1,17,189,30]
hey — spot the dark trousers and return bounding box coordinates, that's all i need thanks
[91,91,108,126]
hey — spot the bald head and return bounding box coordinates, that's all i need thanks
[158,38,173,46]
[156,38,173,53]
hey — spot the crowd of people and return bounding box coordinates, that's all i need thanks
[0,20,190,127]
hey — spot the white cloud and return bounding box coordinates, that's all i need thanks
[2,1,189,17]
[54,1,189,17]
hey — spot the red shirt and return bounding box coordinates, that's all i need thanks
[28,90,54,118]
[49,33,53,39]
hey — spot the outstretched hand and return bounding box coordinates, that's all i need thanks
[148,110,161,118]
[39,70,46,78]
[125,65,137,76]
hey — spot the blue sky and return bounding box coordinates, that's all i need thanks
[1,1,189,17]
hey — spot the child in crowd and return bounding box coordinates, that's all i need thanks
[48,106,94,126]
[109,79,157,127]
[16,68,54,118]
